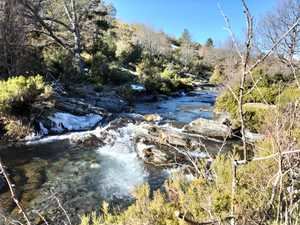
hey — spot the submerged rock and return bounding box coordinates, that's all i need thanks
[71,133,104,147]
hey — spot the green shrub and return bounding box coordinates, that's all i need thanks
[244,85,281,104]
[215,68,283,126]
[108,66,135,85]
[89,52,110,84]
[0,75,52,115]
[160,66,178,80]
[4,118,33,140]
[215,89,239,117]
[210,65,224,84]
[43,47,77,80]
[243,103,275,132]
[276,85,300,106]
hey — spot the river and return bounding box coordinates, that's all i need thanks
[0,87,217,224]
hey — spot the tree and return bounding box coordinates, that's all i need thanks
[20,0,115,75]
[0,0,28,77]
[179,28,192,44]
[205,37,214,48]
[133,24,171,57]
[260,0,300,72]
[179,29,194,69]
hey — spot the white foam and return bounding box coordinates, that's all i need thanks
[95,124,148,200]
[131,84,145,91]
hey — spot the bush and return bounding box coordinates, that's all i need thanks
[210,65,224,84]
[108,66,135,85]
[215,88,239,117]
[4,118,33,140]
[276,85,300,106]
[43,47,78,80]
[215,68,283,126]
[89,52,110,84]
[243,103,275,132]
[80,152,278,225]
[0,75,52,115]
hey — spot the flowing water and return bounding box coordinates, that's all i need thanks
[0,87,217,224]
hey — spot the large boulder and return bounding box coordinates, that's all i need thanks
[183,118,232,139]
[55,96,108,116]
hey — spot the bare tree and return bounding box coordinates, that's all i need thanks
[179,29,195,69]
[20,0,114,75]
[260,0,300,84]
[133,24,171,57]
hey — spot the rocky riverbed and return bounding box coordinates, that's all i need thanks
[0,85,259,225]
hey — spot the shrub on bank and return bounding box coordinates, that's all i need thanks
[276,85,300,106]
[0,75,52,115]
[210,65,225,84]
[0,75,52,140]
[243,103,275,132]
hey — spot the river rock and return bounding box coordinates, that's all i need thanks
[135,137,186,166]
[55,96,109,116]
[71,133,105,148]
[143,114,162,122]
[183,118,232,138]
[135,123,234,167]
[95,96,128,113]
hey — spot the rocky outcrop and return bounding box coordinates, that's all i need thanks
[134,123,234,167]
[55,96,109,116]
[183,118,232,138]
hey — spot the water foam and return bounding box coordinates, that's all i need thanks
[95,124,148,200]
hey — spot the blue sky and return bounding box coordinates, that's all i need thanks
[108,0,277,45]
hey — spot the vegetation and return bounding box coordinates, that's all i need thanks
[0,75,51,114]
[79,148,280,225]
[0,75,52,140]
[0,0,300,225]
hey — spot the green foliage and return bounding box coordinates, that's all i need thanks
[215,88,238,117]
[43,47,78,80]
[108,66,135,85]
[243,103,274,133]
[205,38,214,48]
[136,56,163,80]
[245,85,281,104]
[215,68,283,129]
[0,75,51,115]
[3,118,33,140]
[276,85,300,106]
[210,65,224,84]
